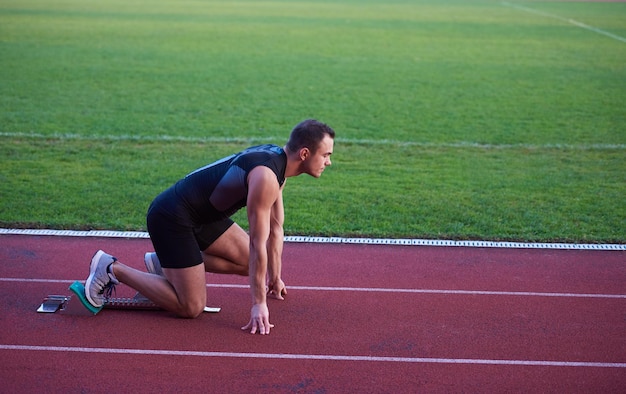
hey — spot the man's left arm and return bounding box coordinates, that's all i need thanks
[267,184,286,300]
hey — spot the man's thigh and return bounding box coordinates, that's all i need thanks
[203,222,249,266]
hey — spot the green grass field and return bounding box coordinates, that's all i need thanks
[1,0,625,242]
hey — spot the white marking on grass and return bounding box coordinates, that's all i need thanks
[502,1,626,44]
[2,277,625,299]
[1,131,625,151]
[0,131,279,145]
[1,344,624,368]
[1,228,625,250]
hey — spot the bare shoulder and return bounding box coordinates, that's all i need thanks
[248,165,279,186]
[247,166,280,206]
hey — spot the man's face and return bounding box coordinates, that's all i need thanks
[305,135,334,178]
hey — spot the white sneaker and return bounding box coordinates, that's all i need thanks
[144,252,164,276]
[85,250,119,307]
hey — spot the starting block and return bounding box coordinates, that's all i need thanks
[37,281,221,315]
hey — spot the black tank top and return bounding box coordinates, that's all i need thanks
[171,144,287,223]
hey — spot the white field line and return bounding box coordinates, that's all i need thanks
[2,278,625,299]
[1,228,625,250]
[502,1,626,44]
[0,344,624,368]
[1,131,625,151]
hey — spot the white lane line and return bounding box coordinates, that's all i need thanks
[208,284,626,299]
[2,278,624,299]
[2,228,624,250]
[275,286,626,299]
[502,1,626,44]
[0,344,624,368]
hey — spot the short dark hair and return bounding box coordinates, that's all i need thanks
[285,119,335,154]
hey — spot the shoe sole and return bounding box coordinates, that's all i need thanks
[144,252,154,273]
[144,252,163,276]
[84,250,106,308]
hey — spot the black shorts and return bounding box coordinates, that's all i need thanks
[146,192,234,269]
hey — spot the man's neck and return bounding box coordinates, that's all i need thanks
[283,146,304,178]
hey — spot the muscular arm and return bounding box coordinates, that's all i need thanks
[267,184,286,299]
[243,166,280,334]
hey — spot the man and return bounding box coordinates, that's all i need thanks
[84,119,335,335]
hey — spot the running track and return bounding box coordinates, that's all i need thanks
[1,232,624,393]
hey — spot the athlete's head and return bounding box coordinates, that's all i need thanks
[285,119,335,155]
[286,119,335,178]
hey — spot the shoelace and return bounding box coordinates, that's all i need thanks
[102,281,117,300]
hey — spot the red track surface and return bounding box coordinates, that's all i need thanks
[1,234,625,392]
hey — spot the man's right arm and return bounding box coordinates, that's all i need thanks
[241,166,279,335]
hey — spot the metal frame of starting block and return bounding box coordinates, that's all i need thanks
[37,281,221,315]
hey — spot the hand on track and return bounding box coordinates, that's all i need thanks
[242,303,274,335]
[267,279,287,300]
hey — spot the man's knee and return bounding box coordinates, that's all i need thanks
[163,264,207,318]
[178,299,205,319]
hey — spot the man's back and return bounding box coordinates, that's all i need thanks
[174,144,287,221]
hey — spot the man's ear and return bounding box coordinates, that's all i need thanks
[299,147,310,161]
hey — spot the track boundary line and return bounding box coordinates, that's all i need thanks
[1,228,624,250]
[2,278,624,299]
[1,344,624,368]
